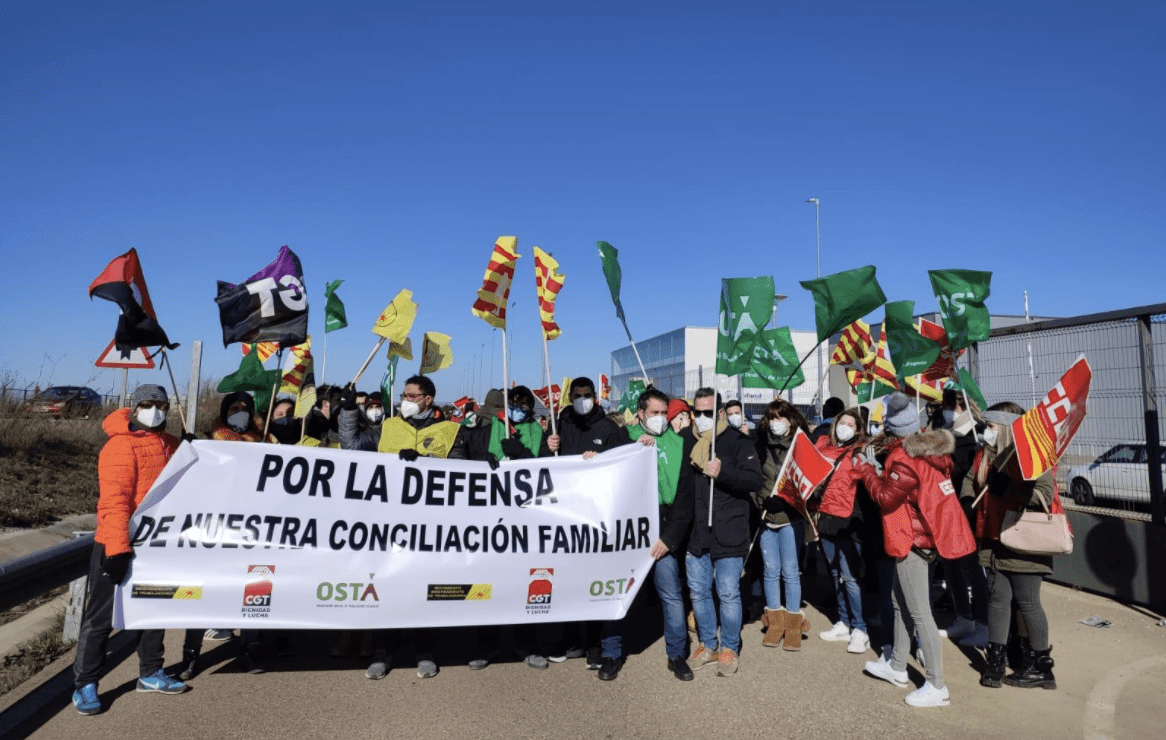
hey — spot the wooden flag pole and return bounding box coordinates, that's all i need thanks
[321,332,329,386]
[618,318,652,387]
[779,337,826,394]
[159,348,188,434]
[262,348,283,440]
[352,338,386,387]
[541,332,558,453]
[501,327,511,441]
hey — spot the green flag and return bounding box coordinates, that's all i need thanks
[380,355,398,407]
[742,327,804,390]
[949,367,988,412]
[596,241,625,322]
[856,379,895,404]
[884,300,941,380]
[800,266,887,343]
[324,279,348,333]
[928,269,992,350]
[218,345,282,411]
[717,276,775,376]
[618,378,646,413]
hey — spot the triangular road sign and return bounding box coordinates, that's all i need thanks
[95,339,156,369]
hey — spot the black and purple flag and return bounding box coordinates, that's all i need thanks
[88,248,178,352]
[215,246,309,347]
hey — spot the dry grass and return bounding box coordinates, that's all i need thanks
[0,612,70,699]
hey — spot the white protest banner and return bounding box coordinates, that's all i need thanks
[114,442,658,630]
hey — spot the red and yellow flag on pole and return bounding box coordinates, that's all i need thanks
[471,237,520,329]
[917,317,963,381]
[830,319,872,366]
[861,327,900,390]
[279,338,313,395]
[1012,356,1092,480]
[242,341,279,363]
[533,247,566,341]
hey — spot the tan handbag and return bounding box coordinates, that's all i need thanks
[1000,495,1073,555]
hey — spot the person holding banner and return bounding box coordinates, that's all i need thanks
[72,385,188,715]
[855,392,976,708]
[814,409,872,655]
[963,402,1058,691]
[685,388,763,677]
[752,399,812,651]
[211,391,276,443]
[618,388,696,681]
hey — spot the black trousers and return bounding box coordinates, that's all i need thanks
[73,543,166,688]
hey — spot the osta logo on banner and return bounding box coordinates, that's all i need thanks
[242,565,274,618]
[316,574,381,608]
[526,568,553,614]
[588,571,636,602]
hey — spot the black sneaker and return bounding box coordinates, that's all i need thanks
[586,647,602,670]
[597,656,624,681]
[667,656,694,681]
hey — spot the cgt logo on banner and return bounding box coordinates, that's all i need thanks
[115,443,658,631]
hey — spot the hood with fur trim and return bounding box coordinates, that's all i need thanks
[901,428,956,458]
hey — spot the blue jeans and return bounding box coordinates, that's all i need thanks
[686,553,743,654]
[653,551,687,660]
[819,535,866,633]
[946,553,989,624]
[759,523,804,611]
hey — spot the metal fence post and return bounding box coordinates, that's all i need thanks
[1137,314,1164,526]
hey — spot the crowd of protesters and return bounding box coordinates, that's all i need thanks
[72,374,1063,714]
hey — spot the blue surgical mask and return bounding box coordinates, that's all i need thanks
[508,407,529,424]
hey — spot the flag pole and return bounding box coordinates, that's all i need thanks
[779,338,826,394]
[931,298,979,443]
[321,331,329,386]
[262,348,283,440]
[351,338,386,386]
[501,327,511,440]
[541,331,559,453]
[159,348,188,434]
[620,318,652,387]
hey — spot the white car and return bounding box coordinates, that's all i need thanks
[1065,443,1165,506]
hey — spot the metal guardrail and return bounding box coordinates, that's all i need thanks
[0,534,93,614]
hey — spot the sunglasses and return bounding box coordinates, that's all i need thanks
[693,409,715,418]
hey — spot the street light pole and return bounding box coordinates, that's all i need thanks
[806,197,823,420]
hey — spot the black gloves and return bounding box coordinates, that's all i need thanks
[181,432,197,443]
[500,438,527,460]
[399,449,420,462]
[341,384,358,411]
[487,454,501,470]
[761,496,784,514]
[102,551,133,585]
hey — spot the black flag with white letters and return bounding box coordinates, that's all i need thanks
[215,246,309,347]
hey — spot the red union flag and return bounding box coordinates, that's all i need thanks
[917,318,963,381]
[772,430,836,515]
[532,384,561,410]
[1012,355,1092,481]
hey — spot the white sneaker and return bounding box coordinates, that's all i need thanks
[847,629,871,654]
[819,621,850,641]
[905,681,950,707]
[958,623,989,649]
[943,616,976,640]
[864,655,909,688]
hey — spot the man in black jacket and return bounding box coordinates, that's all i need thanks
[542,377,630,666]
[684,388,763,677]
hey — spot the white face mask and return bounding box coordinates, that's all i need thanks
[835,425,855,443]
[227,411,250,432]
[727,413,743,430]
[572,397,594,416]
[367,408,384,423]
[694,414,715,434]
[136,407,166,429]
[982,428,999,448]
[399,400,421,419]
[644,415,668,436]
[869,423,882,437]
[770,420,790,438]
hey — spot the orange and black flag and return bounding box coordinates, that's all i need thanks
[89,248,178,351]
[472,237,520,329]
[533,247,566,341]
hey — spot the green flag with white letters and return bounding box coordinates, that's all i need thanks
[717,277,775,376]
[742,327,804,390]
[928,269,992,351]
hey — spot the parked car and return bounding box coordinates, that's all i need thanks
[25,386,105,418]
[1065,443,1166,506]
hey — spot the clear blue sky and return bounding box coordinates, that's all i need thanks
[2,0,1162,403]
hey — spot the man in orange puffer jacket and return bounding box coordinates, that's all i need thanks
[72,385,188,715]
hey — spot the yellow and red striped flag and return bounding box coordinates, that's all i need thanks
[242,341,279,363]
[279,338,313,395]
[830,319,872,366]
[471,237,520,329]
[861,327,900,391]
[533,247,566,341]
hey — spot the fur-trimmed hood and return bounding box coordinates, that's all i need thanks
[901,428,955,458]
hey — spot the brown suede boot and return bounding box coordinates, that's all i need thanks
[762,608,786,648]
[783,610,806,651]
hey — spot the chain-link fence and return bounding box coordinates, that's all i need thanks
[972,307,1166,522]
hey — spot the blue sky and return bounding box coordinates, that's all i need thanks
[2,0,1162,403]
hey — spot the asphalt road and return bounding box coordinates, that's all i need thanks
[11,581,1165,740]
